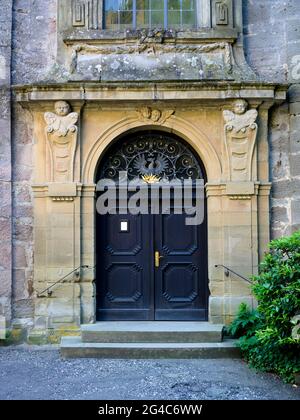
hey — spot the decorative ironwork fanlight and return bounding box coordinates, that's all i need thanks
[98,133,204,182]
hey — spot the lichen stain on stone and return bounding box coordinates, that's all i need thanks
[0,55,6,80]
[111,60,121,70]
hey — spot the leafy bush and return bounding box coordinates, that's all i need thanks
[228,231,300,383]
[226,303,262,339]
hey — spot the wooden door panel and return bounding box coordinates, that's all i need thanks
[161,213,198,256]
[97,213,154,320]
[105,214,142,256]
[161,262,199,303]
[155,213,208,321]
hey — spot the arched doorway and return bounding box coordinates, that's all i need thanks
[95,130,208,321]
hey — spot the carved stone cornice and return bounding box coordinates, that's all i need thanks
[31,183,82,200]
[14,82,288,105]
[205,182,269,200]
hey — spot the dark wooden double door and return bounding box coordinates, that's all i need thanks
[96,211,208,321]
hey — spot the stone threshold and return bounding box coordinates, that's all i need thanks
[82,321,224,332]
[60,336,240,359]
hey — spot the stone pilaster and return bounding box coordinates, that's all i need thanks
[30,183,83,342]
[27,101,85,343]
[206,183,262,324]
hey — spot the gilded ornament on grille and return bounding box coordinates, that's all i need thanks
[141,174,161,184]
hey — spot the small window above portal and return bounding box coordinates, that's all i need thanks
[58,0,239,37]
[104,0,198,31]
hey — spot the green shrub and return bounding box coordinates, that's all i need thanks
[226,303,262,339]
[228,230,300,383]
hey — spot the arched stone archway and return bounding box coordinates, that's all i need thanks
[93,129,209,321]
[81,116,223,324]
[82,116,222,184]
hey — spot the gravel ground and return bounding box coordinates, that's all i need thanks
[0,346,299,400]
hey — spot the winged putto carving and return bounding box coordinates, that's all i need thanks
[223,99,258,182]
[44,101,79,182]
[223,100,258,133]
[44,101,78,137]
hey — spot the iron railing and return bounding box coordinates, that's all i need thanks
[215,264,252,284]
[37,265,93,297]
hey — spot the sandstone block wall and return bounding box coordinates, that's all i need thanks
[0,1,298,328]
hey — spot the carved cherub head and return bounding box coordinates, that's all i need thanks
[55,101,71,117]
[141,107,151,119]
[151,109,162,122]
[233,99,248,115]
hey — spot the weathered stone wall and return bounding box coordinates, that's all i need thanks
[243,0,300,238]
[12,104,34,323]
[0,1,298,329]
[0,0,13,326]
[8,1,57,332]
[12,0,57,84]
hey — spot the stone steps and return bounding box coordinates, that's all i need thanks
[81,321,224,343]
[60,322,240,359]
[60,336,240,359]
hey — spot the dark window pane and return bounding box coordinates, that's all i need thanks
[168,10,181,27]
[168,0,181,10]
[137,10,150,28]
[137,0,149,9]
[119,11,133,26]
[105,11,119,30]
[119,0,133,10]
[182,11,196,28]
[151,10,164,27]
[182,0,195,9]
[152,0,164,10]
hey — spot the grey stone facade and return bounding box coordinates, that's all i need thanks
[0,0,299,334]
[0,0,13,325]
[243,0,300,236]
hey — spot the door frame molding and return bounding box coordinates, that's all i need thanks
[80,109,262,325]
[94,129,209,321]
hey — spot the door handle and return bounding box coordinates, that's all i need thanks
[155,251,164,268]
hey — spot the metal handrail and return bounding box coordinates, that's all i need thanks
[37,265,93,297]
[215,264,252,284]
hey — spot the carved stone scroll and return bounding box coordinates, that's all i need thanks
[44,101,79,182]
[223,99,258,182]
